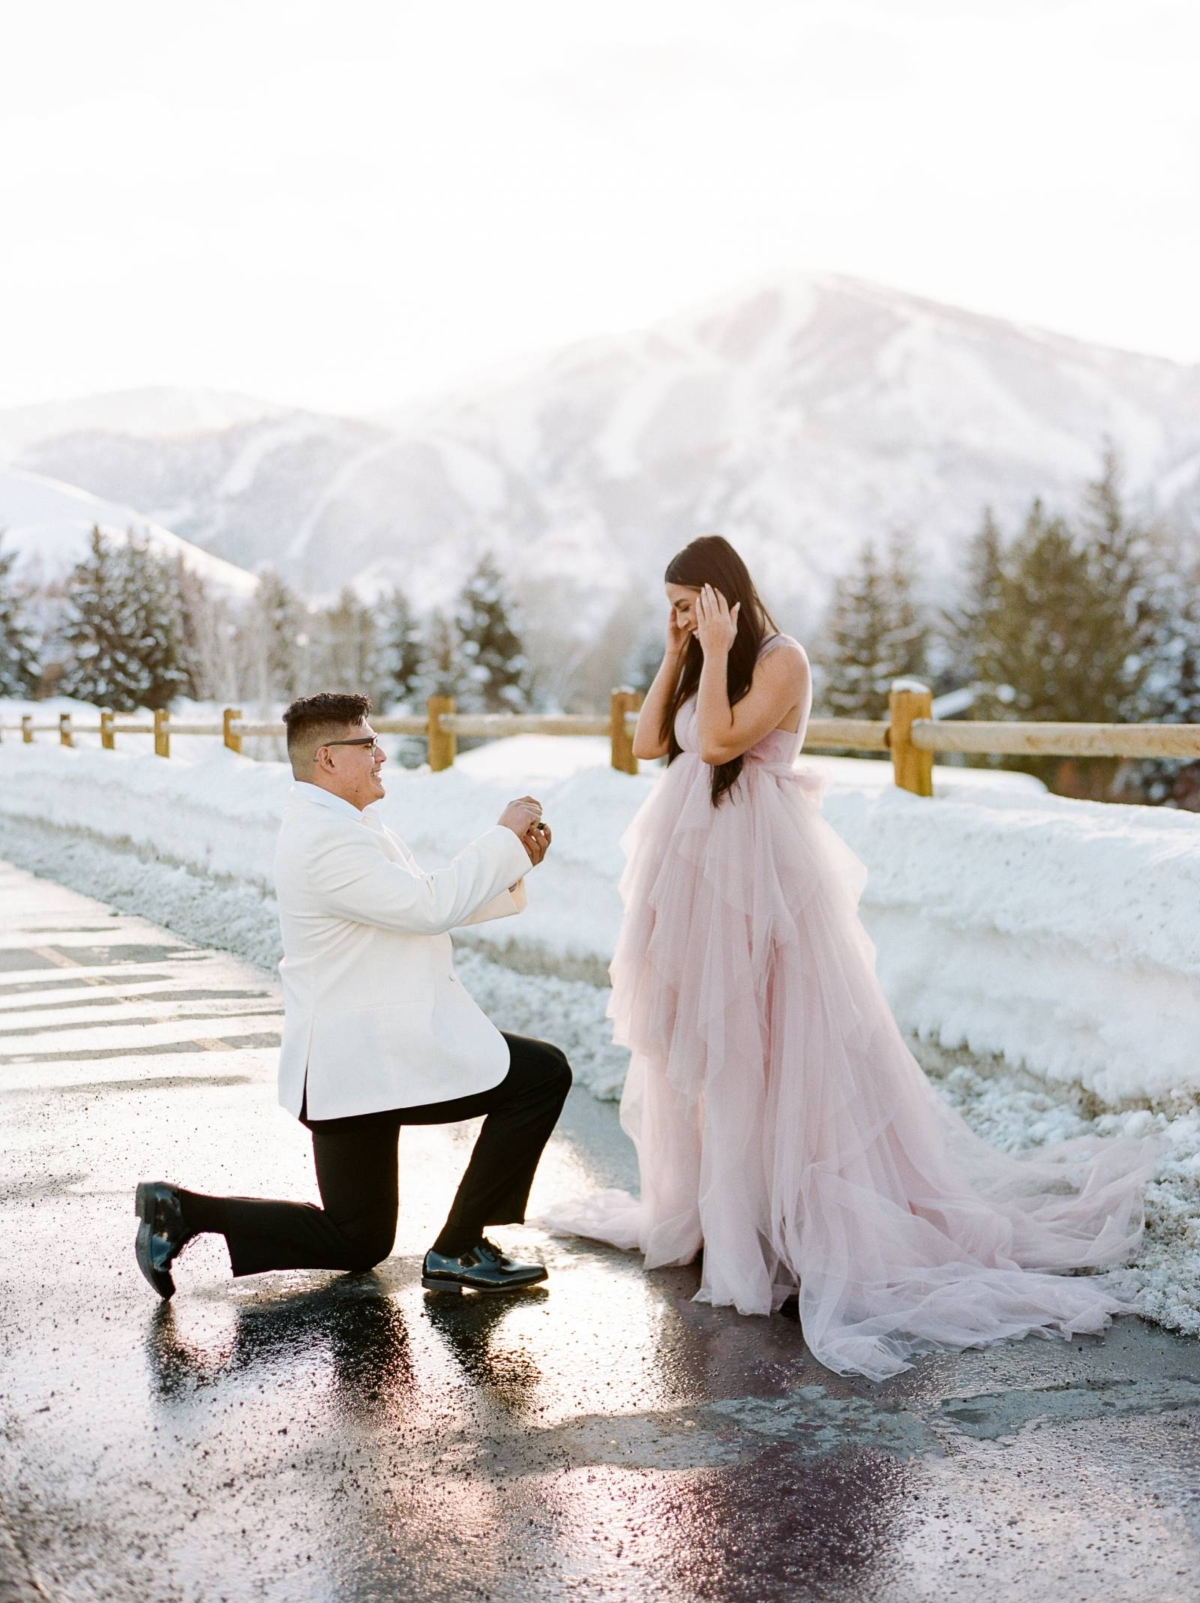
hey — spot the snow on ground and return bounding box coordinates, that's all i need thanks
[2,720,1195,1106]
[2,711,1200,1334]
[930,1061,1200,1335]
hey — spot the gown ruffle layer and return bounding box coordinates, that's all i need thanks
[546,638,1158,1381]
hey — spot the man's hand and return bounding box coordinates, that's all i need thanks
[520,819,551,867]
[498,796,543,838]
[499,797,549,865]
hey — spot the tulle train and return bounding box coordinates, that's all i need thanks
[546,743,1157,1381]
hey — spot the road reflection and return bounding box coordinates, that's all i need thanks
[422,1287,549,1414]
[533,1442,913,1599]
[145,1279,415,1415]
[139,1241,912,1600]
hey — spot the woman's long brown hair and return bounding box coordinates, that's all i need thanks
[660,535,778,807]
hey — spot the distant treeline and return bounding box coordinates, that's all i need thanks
[0,534,535,728]
[2,450,1198,806]
[811,451,1200,806]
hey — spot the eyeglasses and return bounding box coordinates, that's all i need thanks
[320,736,383,754]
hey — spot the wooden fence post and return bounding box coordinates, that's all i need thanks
[21,715,33,744]
[154,708,170,758]
[59,713,73,748]
[888,680,934,797]
[610,686,642,773]
[223,707,243,754]
[427,696,456,772]
[100,709,115,750]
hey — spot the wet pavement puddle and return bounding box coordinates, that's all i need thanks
[1,859,1199,1603]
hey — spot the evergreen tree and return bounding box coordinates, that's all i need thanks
[59,528,189,711]
[941,508,1005,692]
[0,535,39,696]
[315,586,385,703]
[413,609,460,702]
[821,541,889,719]
[1118,532,1200,808]
[256,568,309,700]
[974,460,1172,796]
[453,553,532,713]
[978,496,1116,795]
[377,586,425,707]
[984,501,1087,723]
[1074,448,1160,717]
[821,533,929,720]
[128,537,191,710]
[627,631,668,696]
[175,557,238,702]
[882,529,930,687]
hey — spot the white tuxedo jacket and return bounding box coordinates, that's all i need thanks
[274,783,533,1120]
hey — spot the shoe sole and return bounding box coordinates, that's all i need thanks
[134,1183,176,1299]
[421,1274,547,1296]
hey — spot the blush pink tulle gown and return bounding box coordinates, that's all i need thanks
[547,634,1159,1381]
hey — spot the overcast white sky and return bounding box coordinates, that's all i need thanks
[2,0,1197,417]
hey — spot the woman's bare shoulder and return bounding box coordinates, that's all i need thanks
[758,634,809,675]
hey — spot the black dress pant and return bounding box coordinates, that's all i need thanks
[220,1033,571,1277]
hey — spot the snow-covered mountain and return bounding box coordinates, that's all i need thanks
[0,466,259,599]
[0,387,282,460]
[11,274,1200,694]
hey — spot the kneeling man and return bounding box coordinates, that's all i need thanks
[134,692,570,1298]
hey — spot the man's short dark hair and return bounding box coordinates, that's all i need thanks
[283,692,372,770]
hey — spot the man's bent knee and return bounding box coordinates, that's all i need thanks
[544,1042,572,1098]
[342,1224,396,1274]
[505,1034,572,1101]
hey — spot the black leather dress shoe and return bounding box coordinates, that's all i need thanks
[134,1181,192,1299]
[422,1239,548,1295]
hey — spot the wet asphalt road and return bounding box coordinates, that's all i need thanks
[2,859,1199,1603]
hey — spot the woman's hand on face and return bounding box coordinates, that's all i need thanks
[665,603,691,660]
[694,584,740,657]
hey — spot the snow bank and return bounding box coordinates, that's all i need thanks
[826,783,1200,1109]
[1,724,1198,1112]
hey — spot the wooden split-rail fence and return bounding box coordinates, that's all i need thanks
[2,686,1199,797]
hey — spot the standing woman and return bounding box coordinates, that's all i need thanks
[550,534,1157,1380]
